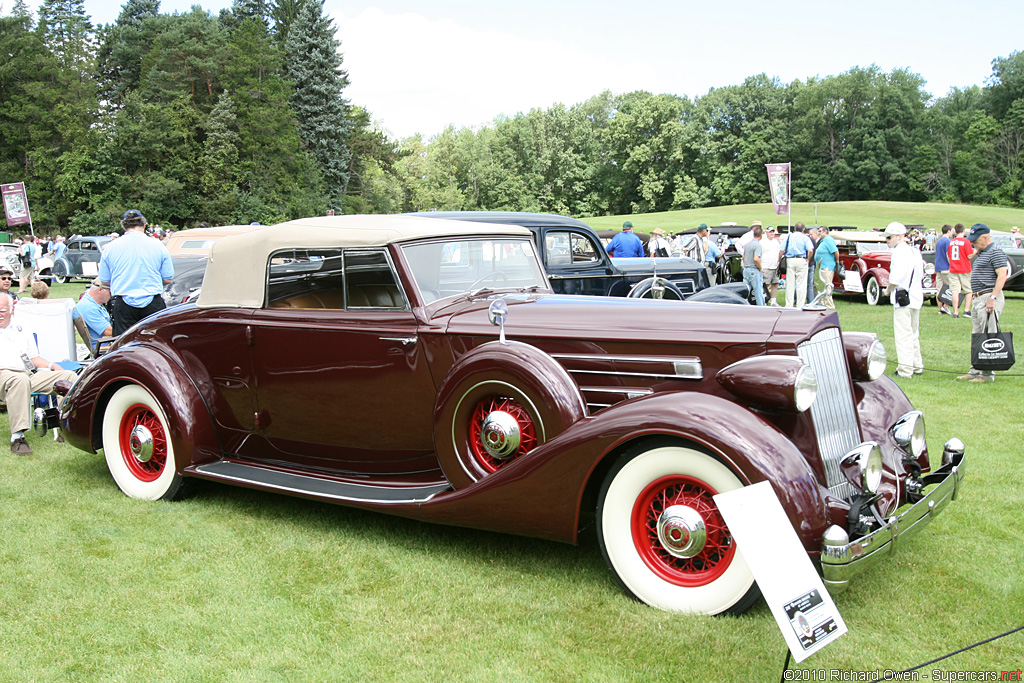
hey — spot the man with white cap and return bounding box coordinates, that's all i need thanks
[884,222,924,378]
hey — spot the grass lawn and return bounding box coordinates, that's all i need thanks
[585,200,1024,235]
[0,282,1021,681]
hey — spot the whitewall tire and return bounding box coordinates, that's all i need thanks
[597,440,759,614]
[102,384,184,501]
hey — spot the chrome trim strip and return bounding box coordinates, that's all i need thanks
[579,386,654,396]
[822,451,966,591]
[552,354,703,381]
[798,328,861,499]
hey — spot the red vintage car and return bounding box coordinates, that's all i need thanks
[830,232,938,305]
[59,215,966,615]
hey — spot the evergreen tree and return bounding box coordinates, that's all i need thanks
[36,0,93,74]
[198,90,241,222]
[284,0,351,210]
[94,0,161,107]
[271,0,303,46]
[11,0,33,24]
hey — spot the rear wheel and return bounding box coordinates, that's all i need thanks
[597,439,759,614]
[102,384,185,500]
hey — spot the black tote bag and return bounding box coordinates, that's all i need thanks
[971,312,1015,371]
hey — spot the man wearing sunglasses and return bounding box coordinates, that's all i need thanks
[0,264,17,302]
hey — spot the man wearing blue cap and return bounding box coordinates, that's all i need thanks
[606,221,644,258]
[99,209,174,335]
[956,224,1009,382]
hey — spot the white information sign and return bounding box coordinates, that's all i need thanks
[714,482,847,663]
[81,261,98,276]
[843,269,863,293]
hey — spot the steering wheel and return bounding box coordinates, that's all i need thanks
[468,271,508,291]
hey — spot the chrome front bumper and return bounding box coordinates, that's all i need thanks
[820,447,966,592]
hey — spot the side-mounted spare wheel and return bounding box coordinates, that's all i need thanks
[101,383,186,501]
[597,438,760,615]
[627,277,685,300]
[434,340,586,489]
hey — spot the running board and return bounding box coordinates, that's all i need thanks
[190,461,450,504]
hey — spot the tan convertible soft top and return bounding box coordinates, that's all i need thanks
[196,214,531,308]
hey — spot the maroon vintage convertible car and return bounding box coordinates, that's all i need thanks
[59,215,966,614]
[830,232,938,304]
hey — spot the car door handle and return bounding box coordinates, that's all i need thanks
[380,336,417,346]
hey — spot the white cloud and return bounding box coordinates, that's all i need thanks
[333,6,661,140]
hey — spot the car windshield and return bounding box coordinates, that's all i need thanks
[402,237,548,305]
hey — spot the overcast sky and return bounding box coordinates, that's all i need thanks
[10,0,1024,140]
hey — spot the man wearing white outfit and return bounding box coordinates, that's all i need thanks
[884,222,924,379]
[782,223,813,308]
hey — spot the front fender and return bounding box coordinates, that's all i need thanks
[61,344,221,470]
[420,392,829,549]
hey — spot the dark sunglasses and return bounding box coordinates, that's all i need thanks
[0,276,12,281]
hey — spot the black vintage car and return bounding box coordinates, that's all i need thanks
[412,212,747,302]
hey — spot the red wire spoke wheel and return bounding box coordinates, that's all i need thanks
[468,395,539,472]
[117,403,169,482]
[598,440,759,614]
[102,384,185,501]
[630,475,735,587]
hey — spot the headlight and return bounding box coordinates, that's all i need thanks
[866,340,887,380]
[892,410,926,459]
[844,332,887,381]
[716,357,817,413]
[843,442,883,493]
[794,365,818,412]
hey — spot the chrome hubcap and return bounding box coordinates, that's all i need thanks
[480,410,521,459]
[657,505,707,558]
[129,425,155,463]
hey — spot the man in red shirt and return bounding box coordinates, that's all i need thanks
[946,223,974,318]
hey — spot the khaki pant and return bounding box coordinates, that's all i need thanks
[785,258,808,308]
[0,368,78,434]
[817,268,835,308]
[893,306,923,378]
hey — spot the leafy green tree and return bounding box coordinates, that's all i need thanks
[283,0,351,210]
[198,90,241,222]
[138,8,227,113]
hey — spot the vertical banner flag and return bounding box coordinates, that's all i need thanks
[1,182,31,227]
[765,163,791,216]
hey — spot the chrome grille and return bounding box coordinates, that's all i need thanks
[798,328,861,499]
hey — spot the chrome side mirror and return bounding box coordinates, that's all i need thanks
[488,299,509,344]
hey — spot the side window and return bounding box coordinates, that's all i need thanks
[80,241,96,251]
[545,231,572,266]
[570,232,600,263]
[267,248,345,309]
[67,241,81,251]
[344,250,407,309]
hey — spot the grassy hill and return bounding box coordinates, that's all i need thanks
[584,201,1024,234]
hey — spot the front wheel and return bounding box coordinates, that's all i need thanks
[101,384,185,500]
[52,261,69,284]
[597,439,759,614]
[865,274,881,305]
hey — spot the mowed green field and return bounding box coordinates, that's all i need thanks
[0,268,1022,681]
[585,200,1024,234]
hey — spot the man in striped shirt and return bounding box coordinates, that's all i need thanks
[956,223,1009,383]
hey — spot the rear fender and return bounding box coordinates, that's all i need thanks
[866,266,889,288]
[61,344,221,470]
[420,392,829,548]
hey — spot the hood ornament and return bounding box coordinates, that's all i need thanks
[488,299,509,344]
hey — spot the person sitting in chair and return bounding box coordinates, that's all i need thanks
[0,292,78,454]
[73,278,113,350]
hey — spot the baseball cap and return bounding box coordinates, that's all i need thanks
[122,209,146,223]
[0,263,13,275]
[766,226,777,233]
[697,223,709,232]
[967,223,991,241]
[883,222,907,237]
[622,221,633,229]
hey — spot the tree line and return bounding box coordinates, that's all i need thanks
[1,0,1023,234]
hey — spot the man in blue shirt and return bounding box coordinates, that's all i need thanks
[813,226,838,309]
[934,225,952,315]
[99,209,174,335]
[52,236,67,262]
[73,278,113,348]
[606,221,645,258]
